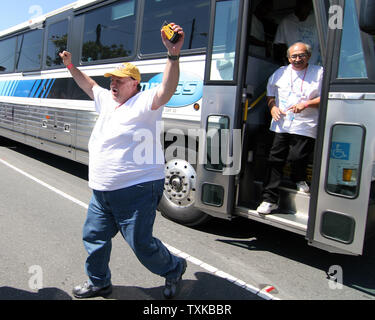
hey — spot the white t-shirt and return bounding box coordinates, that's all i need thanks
[267,64,323,139]
[88,85,165,191]
[274,13,321,65]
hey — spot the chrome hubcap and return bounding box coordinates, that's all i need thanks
[164,159,196,208]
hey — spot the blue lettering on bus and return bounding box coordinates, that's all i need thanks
[143,72,203,107]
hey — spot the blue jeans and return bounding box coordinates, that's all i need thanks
[82,179,184,287]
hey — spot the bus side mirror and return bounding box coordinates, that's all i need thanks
[359,0,375,35]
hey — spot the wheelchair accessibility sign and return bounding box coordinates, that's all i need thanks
[331,142,350,160]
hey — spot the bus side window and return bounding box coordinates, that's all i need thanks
[16,29,44,72]
[0,37,17,73]
[337,0,367,79]
[140,0,210,55]
[81,0,137,62]
[46,20,68,68]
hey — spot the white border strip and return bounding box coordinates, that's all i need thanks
[164,243,279,300]
[0,157,279,300]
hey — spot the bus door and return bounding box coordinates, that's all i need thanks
[307,0,375,255]
[194,0,250,218]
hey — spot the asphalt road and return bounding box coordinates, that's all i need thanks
[0,137,374,303]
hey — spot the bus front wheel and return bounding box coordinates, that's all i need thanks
[157,158,211,226]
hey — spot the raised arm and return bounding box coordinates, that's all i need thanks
[59,51,98,100]
[151,23,185,110]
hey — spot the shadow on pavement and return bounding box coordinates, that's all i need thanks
[194,217,375,298]
[0,286,72,300]
[0,272,262,300]
[109,272,263,300]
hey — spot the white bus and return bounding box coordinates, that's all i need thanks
[0,0,374,255]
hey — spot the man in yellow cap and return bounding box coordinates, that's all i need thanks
[59,23,186,299]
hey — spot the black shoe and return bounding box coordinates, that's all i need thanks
[72,281,112,299]
[163,259,187,299]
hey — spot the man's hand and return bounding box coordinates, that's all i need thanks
[267,96,285,121]
[287,102,307,114]
[270,106,286,121]
[161,23,184,55]
[59,51,72,67]
[58,50,96,100]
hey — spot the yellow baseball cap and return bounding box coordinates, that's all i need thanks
[104,62,141,82]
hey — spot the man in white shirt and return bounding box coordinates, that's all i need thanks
[257,42,323,215]
[59,23,187,299]
[274,0,321,65]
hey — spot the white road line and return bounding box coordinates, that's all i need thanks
[0,158,89,209]
[0,157,279,300]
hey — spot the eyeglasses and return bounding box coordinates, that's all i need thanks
[290,53,308,60]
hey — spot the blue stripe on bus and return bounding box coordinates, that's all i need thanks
[12,81,19,96]
[0,79,46,98]
[0,82,7,96]
[45,78,56,98]
[4,80,12,96]
[0,81,6,96]
[35,79,46,98]
[9,81,17,96]
[1,74,203,105]
[42,79,53,98]
[6,81,14,96]
[5,80,15,96]
[14,80,36,97]
[30,79,42,98]
[2,81,9,96]
[40,79,49,98]
[28,80,37,98]
[8,80,17,96]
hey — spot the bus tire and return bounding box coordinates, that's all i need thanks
[157,158,211,226]
[158,197,211,226]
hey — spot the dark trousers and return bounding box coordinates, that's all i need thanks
[262,132,315,204]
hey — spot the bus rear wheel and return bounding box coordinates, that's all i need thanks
[158,158,211,226]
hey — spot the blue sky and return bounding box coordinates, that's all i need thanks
[0,0,75,32]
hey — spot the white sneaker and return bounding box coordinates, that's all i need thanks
[296,181,310,193]
[256,201,278,214]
